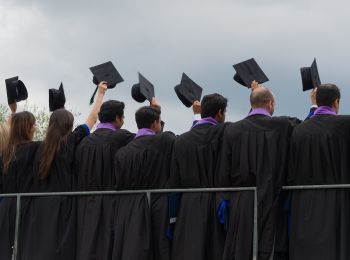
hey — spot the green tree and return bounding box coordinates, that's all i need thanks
[0,104,8,123]
[1,103,80,141]
[23,103,50,141]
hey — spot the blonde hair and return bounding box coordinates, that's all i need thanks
[0,122,10,156]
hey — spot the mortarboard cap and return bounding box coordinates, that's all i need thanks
[131,73,155,103]
[89,61,124,104]
[5,76,28,104]
[233,58,269,88]
[301,58,321,91]
[174,73,203,107]
[49,82,66,112]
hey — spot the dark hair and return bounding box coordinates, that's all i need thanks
[39,109,74,179]
[135,106,161,129]
[250,88,274,108]
[2,111,36,175]
[98,100,125,123]
[201,93,228,118]
[316,84,341,107]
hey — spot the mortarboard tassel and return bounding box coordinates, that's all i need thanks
[89,86,98,105]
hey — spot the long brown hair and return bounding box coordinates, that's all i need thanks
[2,111,36,175]
[39,109,74,179]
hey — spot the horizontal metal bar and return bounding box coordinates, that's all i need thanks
[282,184,350,190]
[0,187,256,197]
[2,184,350,198]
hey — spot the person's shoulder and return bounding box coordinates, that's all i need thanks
[292,115,323,135]
[73,124,90,134]
[152,131,176,146]
[23,141,41,150]
[111,129,135,142]
[32,140,42,146]
[15,141,41,156]
[270,116,301,127]
[330,115,350,130]
[158,131,176,140]
[222,122,246,137]
[335,115,350,122]
[117,128,133,134]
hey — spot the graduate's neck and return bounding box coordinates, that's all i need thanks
[135,128,156,139]
[96,122,119,131]
[251,102,274,116]
[249,106,272,117]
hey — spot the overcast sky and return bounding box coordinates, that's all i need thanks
[0,0,349,134]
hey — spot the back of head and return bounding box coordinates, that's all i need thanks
[316,84,341,107]
[48,109,74,137]
[135,106,161,129]
[98,100,125,123]
[250,87,274,108]
[10,111,36,145]
[201,93,228,118]
[39,109,74,179]
[2,111,36,175]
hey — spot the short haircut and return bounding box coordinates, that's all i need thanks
[135,106,161,129]
[250,88,274,108]
[316,84,341,107]
[201,93,228,118]
[98,100,125,123]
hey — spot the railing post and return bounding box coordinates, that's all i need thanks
[12,195,21,260]
[252,188,258,260]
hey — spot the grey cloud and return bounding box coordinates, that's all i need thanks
[0,0,349,134]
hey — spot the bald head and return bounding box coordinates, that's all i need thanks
[250,87,275,114]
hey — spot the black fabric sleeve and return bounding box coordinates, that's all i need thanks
[66,124,90,165]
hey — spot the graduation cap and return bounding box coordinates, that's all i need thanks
[174,73,203,108]
[233,58,269,88]
[301,59,321,91]
[49,82,66,112]
[131,73,155,103]
[5,76,28,104]
[89,61,124,104]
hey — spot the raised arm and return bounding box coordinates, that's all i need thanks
[305,88,318,120]
[251,80,263,91]
[85,82,107,129]
[192,100,201,123]
[6,102,17,125]
[150,97,161,109]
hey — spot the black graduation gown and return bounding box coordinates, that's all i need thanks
[18,125,89,260]
[0,141,40,260]
[217,115,297,260]
[75,128,134,260]
[288,115,350,260]
[170,123,227,260]
[112,131,175,260]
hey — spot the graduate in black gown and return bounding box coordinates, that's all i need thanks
[218,81,300,260]
[113,99,175,260]
[0,108,38,260]
[18,82,107,260]
[170,93,228,260]
[75,99,134,260]
[288,84,350,260]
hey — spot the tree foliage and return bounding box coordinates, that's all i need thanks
[0,104,8,123]
[0,103,80,141]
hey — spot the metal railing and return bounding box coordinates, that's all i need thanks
[2,184,350,260]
